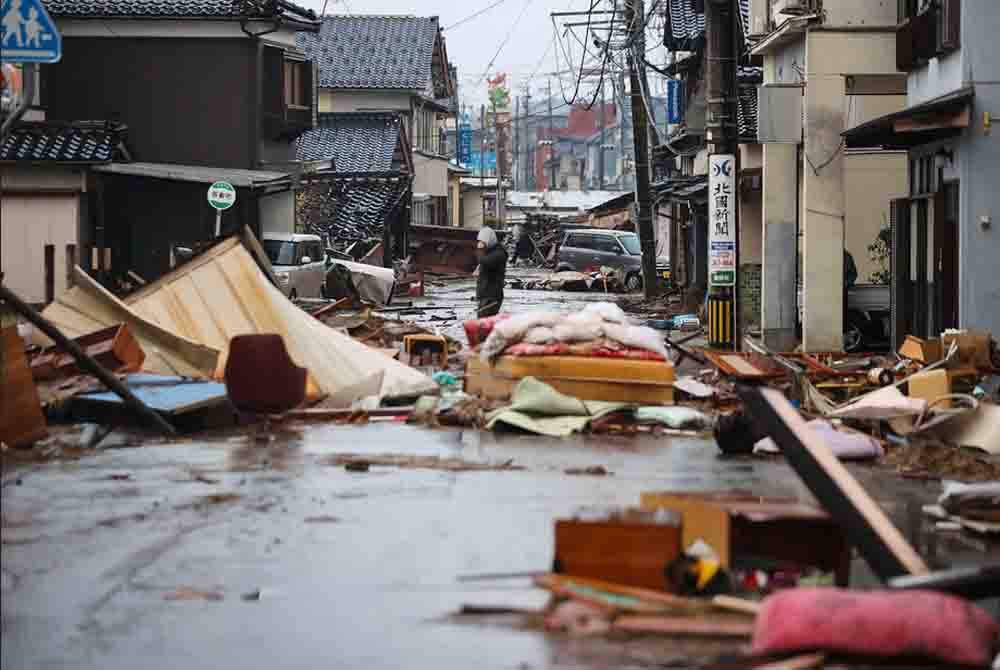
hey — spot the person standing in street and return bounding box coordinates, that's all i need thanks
[476,226,507,317]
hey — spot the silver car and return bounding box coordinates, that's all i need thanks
[556,230,670,291]
[262,233,328,299]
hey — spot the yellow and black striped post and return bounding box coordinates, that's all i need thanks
[708,288,735,349]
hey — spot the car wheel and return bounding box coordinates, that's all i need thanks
[556,264,572,273]
[844,324,864,352]
[625,273,643,292]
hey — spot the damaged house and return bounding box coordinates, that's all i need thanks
[296,112,413,262]
[7,0,327,288]
[297,15,457,232]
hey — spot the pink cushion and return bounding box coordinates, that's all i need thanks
[752,588,998,667]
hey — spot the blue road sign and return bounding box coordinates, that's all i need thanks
[1,0,61,63]
[667,80,684,124]
[458,124,472,166]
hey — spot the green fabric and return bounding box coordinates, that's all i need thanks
[485,377,629,437]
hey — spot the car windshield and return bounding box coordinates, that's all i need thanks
[263,240,296,266]
[619,235,641,255]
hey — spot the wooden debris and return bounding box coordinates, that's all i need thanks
[1,326,47,448]
[320,453,524,472]
[613,615,754,637]
[739,386,929,580]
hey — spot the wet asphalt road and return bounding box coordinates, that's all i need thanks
[5,421,993,670]
[3,277,996,669]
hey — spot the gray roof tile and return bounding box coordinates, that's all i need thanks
[46,0,318,25]
[300,177,409,248]
[296,113,402,173]
[297,15,439,90]
[0,121,127,163]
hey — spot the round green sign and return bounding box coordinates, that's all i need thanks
[207,181,236,211]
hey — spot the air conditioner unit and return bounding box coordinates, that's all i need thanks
[749,0,770,37]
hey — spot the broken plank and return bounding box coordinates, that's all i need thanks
[613,615,754,637]
[738,386,929,580]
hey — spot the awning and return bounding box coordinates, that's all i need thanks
[653,175,708,203]
[842,87,975,149]
[93,162,294,189]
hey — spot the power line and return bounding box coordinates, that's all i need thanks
[478,0,536,87]
[444,0,515,31]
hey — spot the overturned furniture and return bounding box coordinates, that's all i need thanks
[467,356,675,405]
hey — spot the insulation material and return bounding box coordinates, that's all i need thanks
[121,237,435,401]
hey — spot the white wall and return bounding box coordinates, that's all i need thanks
[823,0,898,27]
[259,191,295,234]
[318,89,412,114]
[1,194,80,303]
[844,151,908,283]
[413,152,449,198]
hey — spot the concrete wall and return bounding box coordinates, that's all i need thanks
[461,189,486,229]
[413,152,449,198]
[258,191,295,235]
[799,29,900,350]
[761,142,799,348]
[957,1,1000,334]
[822,0,898,27]
[1,193,80,303]
[741,192,763,264]
[844,151,908,283]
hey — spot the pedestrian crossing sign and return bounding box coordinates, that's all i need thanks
[1,0,61,63]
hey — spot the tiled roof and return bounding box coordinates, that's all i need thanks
[296,113,402,173]
[297,15,439,90]
[300,177,409,249]
[665,0,750,51]
[45,0,318,24]
[0,121,127,163]
[737,68,762,142]
[737,85,759,141]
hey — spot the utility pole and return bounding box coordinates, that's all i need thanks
[625,0,660,299]
[599,80,606,189]
[705,0,740,349]
[523,86,533,190]
[514,95,520,191]
[547,78,556,190]
[480,104,486,225]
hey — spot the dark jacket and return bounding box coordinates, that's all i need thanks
[477,245,508,306]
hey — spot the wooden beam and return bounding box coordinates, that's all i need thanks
[894,106,970,133]
[0,282,176,436]
[738,386,928,581]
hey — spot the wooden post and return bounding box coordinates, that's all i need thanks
[44,244,55,304]
[66,244,77,288]
[0,282,177,436]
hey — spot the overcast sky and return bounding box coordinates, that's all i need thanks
[295,0,635,109]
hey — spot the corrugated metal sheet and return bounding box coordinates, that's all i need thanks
[123,237,434,400]
[37,270,220,378]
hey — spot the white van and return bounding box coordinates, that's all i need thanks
[261,233,328,299]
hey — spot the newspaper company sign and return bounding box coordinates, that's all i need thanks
[708,154,736,286]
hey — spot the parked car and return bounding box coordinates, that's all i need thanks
[845,284,891,352]
[556,229,670,291]
[261,233,328,299]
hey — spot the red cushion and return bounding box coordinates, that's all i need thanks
[752,588,998,667]
[463,314,510,347]
[225,334,307,414]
